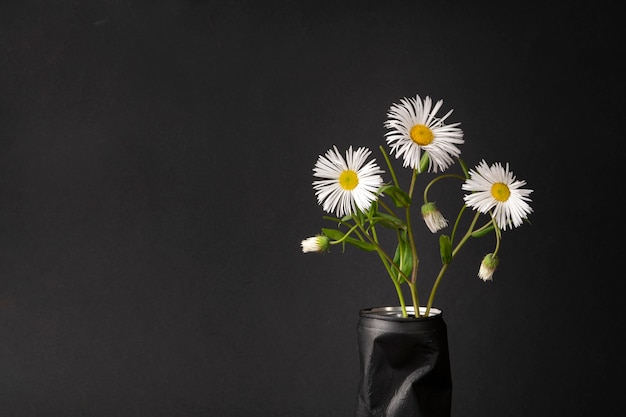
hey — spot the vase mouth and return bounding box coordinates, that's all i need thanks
[361,306,442,319]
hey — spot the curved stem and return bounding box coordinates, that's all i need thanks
[423,174,465,203]
[450,204,467,245]
[328,223,361,245]
[425,210,482,316]
[492,215,502,255]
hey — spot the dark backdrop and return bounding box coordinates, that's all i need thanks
[0,1,623,416]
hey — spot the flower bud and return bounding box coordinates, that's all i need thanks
[421,202,448,233]
[300,235,331,253]
[478,253,499,281]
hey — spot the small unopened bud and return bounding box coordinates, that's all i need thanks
[421,202,448,233]
[478,253,499,281]
[300,235,330,253]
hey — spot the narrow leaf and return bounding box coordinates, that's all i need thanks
[348,239,377,251]
[321,228,346,241]
[419,152,430,173]
[393,233,413,282]
[380,184,411,207]
[471,224,495,238]
[439,234,452,264]
[370,212,407,230]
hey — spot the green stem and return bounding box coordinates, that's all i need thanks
[405,168,421,316]
[425,210,482,316]
[492,217,502,255]
[395,279,408,317]
[327,222,361,245]
[373,245,407,317]
[423,174,465,202]
[409,283,420,318]
[407,168,418,198]
[353,220,411,315]
[378,199,397,216]
[470,220,495,236]
[379,146,400,188]
[424,263,449,317]
[450,204,467,245]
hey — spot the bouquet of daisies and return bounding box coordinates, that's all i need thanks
[301,94,533,318]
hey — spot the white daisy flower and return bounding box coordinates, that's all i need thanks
[384,95,464,172]
[462,160,533,231]
[312,146,384,217]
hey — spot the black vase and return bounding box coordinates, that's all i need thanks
[355,306,452,417]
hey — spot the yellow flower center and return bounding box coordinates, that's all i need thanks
[409,124,434,146]
[491,182,510,202]
[339,170,359,190]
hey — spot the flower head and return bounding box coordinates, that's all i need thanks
[301,235,330,253]
[478,253,499,281]
[421,202,448,233]
[312,146,384,217]
[384,95,464,173]
[462,160,533,231]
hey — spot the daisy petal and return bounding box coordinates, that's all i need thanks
[312,146,384,217]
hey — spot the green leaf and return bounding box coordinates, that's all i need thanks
[419,152,430,173]
[354,209,367,225]
[367,200,379,217]
[392,233,413,282]
[321,228,345,241]
[380,184,411,207]
[439,234,452,264]
[369,212,407,230]
[471,224,495,238]
[348,239,377,251]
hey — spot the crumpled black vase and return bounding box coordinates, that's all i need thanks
[355,307,452,417]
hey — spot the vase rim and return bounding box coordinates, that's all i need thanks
[360,306,442,320]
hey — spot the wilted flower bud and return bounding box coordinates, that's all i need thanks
[300,235,330,253]
[478,253,499,281]
[421,202,448,233]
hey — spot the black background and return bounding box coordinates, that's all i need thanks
[0,1,623,416]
